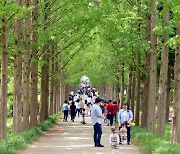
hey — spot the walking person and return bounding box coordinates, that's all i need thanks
[91,97,105,147]
[118,103,133,145]
[62,100,69,122]
[70,102,76,122]
[106,100,114,126]
[113,101,119,123]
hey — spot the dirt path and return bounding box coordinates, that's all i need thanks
[19,117,141,154]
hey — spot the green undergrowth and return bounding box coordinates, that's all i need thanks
[0,113,61,154]
[131,125,180,154]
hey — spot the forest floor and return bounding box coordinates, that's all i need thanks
[19,116,140,154]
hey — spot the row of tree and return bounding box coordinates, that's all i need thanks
[0,0,99,139]
[0,0,180,144]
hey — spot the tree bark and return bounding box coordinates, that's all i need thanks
[30,0,38,127]
[166,68,171,123]
[23,0,31,131]
[131,68,136,117]
[157,2,169,136]
[49,55,54,116]
[120,63,125,108]
[0,18,8,139]
[141,0,151,128]
[13,0,23,134]
[171,25,180,143]
[126,66,132,106]
[147,0,158,133]
[135,52,141,126]
[141,54,150,128]
[40,50,49,122]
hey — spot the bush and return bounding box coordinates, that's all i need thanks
[131,125,180,154]
[0,113,61,154]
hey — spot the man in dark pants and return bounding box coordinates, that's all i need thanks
[91,97,105,147]
[118,103,133,145]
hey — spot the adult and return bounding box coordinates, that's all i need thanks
[70,102,76,122]
[106,100,114,126]
[91,97,105,147]
[112,101,119,123]
[62,100,69,122]
[118,103,133,145]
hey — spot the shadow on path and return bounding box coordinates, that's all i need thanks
[19,117,140,154]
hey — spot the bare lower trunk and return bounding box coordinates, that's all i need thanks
[131,68,136,117]
[120,63,125,108]
[23,0,31,131]
[171,26,180,143]
[141,54,150,128]
[157,3,169,136]
[147,0,158,133]
[40,51,49,122]
[126,66,132,106]
[30,0,38,127]
[0,19,8,139]
[13,0,23,134]
[135,52,141,126]
[49,56,54,116]
[166,68,171,123]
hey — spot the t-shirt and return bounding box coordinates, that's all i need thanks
[109,133,120,146]
[106,103,114,114]
[112,104,119,114]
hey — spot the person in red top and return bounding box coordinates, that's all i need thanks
[106,100,114,126]
[112,101,119,123]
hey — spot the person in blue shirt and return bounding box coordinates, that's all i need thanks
[91,97,105,147]
[118,103,133,145]
[62,100,69,122]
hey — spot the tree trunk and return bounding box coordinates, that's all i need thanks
[157,2,169,136]
[135,52,141,126]
[131,68,136,117]
[40,50,49,122]
[120,63,125,108]
[141,0,151,128]
[141,54,150,128]
[147,0,158,133]
[13,0,23,134]
[30,0,38,127]
[23,0,31,131]
[166,68,171,123]
[126,66,132,106]
[171,26,180,143]
[49,56,54,116]
[0,18,8,139]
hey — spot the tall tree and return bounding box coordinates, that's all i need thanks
[13,0,23,134]
[171,25,180,143]
[30,0,38,127]
[0,18,8,139]
[147,0,158,132]
[23,0,31,131]
[135,52,141,126]
[141,0,151,128]
[126,66,132,106]
[157,1,169,136]
[120,63,125,108]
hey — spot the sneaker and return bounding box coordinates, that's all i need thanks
[127,142,130,145]
[96,144,104,147]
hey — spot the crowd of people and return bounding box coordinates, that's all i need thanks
[61,83,133,153]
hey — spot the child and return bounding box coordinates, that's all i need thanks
[119,123,127,145]
[109,127,119,154]
[81,108,86,124]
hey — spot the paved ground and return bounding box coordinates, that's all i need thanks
[19,116,141,154]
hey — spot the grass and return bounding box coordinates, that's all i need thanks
[131,124,180,154]
[0,113,61,154]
